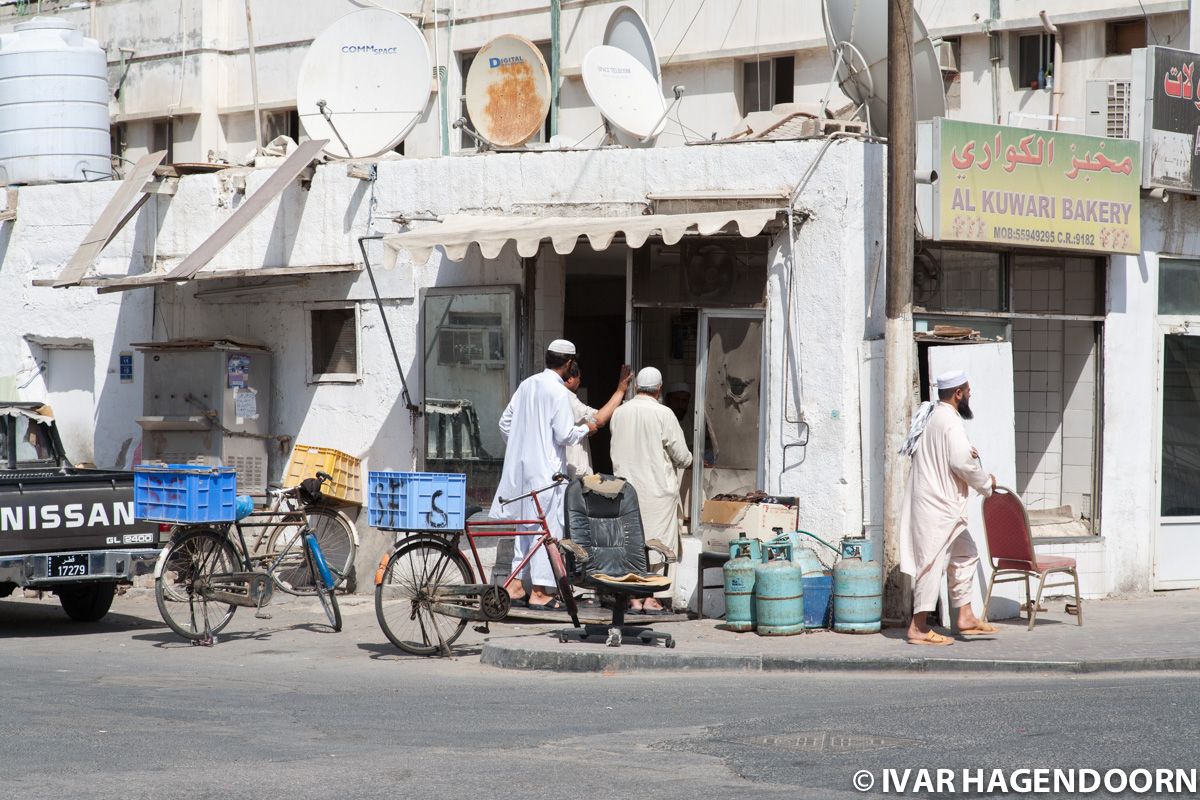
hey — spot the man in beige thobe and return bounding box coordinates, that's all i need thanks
[900,370,998,646]
[610,366,693,614]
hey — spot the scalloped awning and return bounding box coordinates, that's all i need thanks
[381,208,781,266]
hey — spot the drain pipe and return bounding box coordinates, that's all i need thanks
[358,234,421,416]
[984,0,1002,124]
[1040,10,1063,130]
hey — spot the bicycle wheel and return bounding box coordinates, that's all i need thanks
[306,535,342,632]
[155,528,240,641]
[375,539,472,656]
[267,507,358,594]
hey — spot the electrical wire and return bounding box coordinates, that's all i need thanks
[664,0,705,66]
[1136,0,1160,44]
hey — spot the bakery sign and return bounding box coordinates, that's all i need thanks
[1141,46,1200,193]
[933,119,1141,254]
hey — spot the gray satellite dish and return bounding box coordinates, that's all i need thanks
[604,5,661,84]
[820,0,946,137]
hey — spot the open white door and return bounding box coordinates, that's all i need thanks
[1155,331,1200,588]
[927,342,1020,619]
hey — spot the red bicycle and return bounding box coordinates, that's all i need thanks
[373,473,581,656]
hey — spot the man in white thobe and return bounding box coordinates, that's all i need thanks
[900,370,999,645]
[490,340,595,609]
[610,367,693,614]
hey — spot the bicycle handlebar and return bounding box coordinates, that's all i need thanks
[315,470,333,485]
[497,473,567,507]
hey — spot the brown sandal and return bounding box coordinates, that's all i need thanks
[958,622,999,636]
[907,630,954,646]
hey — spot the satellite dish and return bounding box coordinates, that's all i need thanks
[296,9,432,159]
[603,5,661,85]
[582,45,667,145]
[465,34,552,149]
[820,0,946,137]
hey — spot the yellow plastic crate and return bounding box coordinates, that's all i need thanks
[283,445,363,505]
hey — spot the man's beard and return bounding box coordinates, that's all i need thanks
[958,397,974,420]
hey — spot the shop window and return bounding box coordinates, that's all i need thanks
[307,304,359,383]
[632,237,768,308]
[1015,32,1054,90]
[422,287,518,506]
[913,248,1006,312]
[1106,20,1147,56]
[262,108,300,143]
[741,55,795,115]
[1159,259,1200,316]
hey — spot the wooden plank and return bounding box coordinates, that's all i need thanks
[162,139,328,282]
[52,151,167,288]
[58,262,359,294]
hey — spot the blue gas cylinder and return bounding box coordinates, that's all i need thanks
[722,536,758,632]
[729,532,764,562]
[801,571,834,628]
[754,543,804,636]
[839,536,875,563]
[833,557,882,634]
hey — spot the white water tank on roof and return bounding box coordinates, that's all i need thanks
[0,17,110,185]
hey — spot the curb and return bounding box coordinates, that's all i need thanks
[480,639,1200,675]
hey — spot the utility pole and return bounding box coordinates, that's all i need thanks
[883,0,916,622]
[1192,0,1200,50]
[245,0,263,154]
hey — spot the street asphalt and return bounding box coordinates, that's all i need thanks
[0,591,1196,800]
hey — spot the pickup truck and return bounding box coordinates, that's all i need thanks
[0,403,158,621]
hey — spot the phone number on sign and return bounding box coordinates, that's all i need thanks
[992,226,1095,247]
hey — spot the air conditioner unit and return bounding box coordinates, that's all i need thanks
[936,40,958,73]
[1085,79,1131,139]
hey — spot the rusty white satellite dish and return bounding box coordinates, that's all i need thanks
[582,45,666,144]
[296,8,432,158]
[465,34,552,149]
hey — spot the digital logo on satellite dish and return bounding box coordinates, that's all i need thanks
[341,44,399,55]
[488,55,527,68]
[597,64,633,75]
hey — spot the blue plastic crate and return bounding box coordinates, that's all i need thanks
[368,471,467,531]
[134,465,238,524]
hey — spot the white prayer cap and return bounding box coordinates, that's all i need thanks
[636,366,663,390]
[936,370,968,390]
[547,339,576,355]
[666,382,691,395]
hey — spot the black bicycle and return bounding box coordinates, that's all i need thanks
[154,471,343,643]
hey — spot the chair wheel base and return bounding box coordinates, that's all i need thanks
[555,624,674,648]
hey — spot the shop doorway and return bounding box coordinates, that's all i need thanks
[563,250,626,474]
[1156,332,1200,589]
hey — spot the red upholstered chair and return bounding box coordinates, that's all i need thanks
[981,487,1083,631]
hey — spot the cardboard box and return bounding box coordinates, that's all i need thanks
[698,499,799,552]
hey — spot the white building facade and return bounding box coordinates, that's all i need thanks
[2,0,1200,603]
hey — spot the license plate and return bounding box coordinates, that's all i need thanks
[47,554,90,579]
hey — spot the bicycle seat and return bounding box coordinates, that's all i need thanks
[465,504,484,519]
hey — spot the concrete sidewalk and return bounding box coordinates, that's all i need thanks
[481,590,1200,674]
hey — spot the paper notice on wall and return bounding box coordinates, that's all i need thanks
[234,387,258,422]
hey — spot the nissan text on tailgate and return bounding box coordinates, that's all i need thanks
[0,404,158,621]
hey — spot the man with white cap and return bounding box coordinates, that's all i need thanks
[899,369,999,645]
[609,366,693,614]
[491,339,596,610]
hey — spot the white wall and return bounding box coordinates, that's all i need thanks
[0,138,878,584]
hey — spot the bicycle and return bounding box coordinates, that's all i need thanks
[155,471,344,643]
[374,473,580,656]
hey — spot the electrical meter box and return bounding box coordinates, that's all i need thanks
[135,339,273,494]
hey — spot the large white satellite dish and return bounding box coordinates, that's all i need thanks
[582,45,667,145]
[604,5,661,85]
[296,9,432,158]
[821,0,946,137]
[465,34,552,149]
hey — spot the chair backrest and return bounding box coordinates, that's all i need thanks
[981,487,1038,569]
[564,476,648,577]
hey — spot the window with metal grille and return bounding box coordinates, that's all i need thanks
[1106,80,1131,139]
[309,307,358,380]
